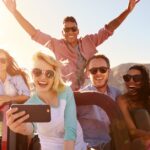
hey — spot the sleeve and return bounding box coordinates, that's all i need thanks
[64,87,77,141]
[31,29,55,50]
[85,26,113,47]
[13,75,30,96]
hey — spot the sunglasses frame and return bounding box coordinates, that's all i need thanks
[89,67,109,75]
[63,26,78,33]
[32,68,55,79]
[123,74,143,82]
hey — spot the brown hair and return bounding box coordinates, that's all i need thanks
[85,53,110,71]
[63,16,78,26]
[0,49,30,88]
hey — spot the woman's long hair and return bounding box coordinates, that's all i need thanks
[0,49,30,88]
[128,65,150,109]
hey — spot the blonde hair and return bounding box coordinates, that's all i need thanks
[32,51,66,93]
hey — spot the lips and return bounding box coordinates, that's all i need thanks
[38,81,48,88]
[127,86,139,95]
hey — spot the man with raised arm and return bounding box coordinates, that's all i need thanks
[3,0,140,90]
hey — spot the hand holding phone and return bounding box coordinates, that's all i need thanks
[11,104,51,122]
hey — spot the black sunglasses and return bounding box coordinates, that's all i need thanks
[0,58,7,64]
[123,74,143,82]
[32,68,55,78]
[89,67,108,75]
[63,27,78,33]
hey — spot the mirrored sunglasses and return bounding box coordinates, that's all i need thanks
[89,67,108,75]
[123,74,143,82]
[63,27,78,33]
[32,68,55,78]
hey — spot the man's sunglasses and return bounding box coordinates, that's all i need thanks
[123,74,143,82]
[0,58,7,64]
[89,67,108,75]
[32,68,55,78]
[63,27,78,33]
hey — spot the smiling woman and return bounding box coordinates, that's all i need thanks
[6,51,87,150]
[117,65,150,149]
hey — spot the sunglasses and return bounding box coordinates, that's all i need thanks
[63,27,78,33]
[0,58,7,64]
[89,67,108,75]
[123,74,143,82]
[32,68,55,78]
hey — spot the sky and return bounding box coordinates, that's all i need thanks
[0,0,150,70]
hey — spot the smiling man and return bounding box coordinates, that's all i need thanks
[3,0,140,90]
[77,54,121,149]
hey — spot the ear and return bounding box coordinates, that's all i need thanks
[85,70,90,78]
[108,68,111,75]
[62,30,65,37]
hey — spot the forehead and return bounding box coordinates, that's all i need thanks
[127,69,141,75]
[88,58,108,69]
[33,59,54,70]
[63,21,77,28]
[0,52,7,58]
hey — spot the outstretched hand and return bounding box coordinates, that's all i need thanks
[2,0,16,13]
[128,0,140,12]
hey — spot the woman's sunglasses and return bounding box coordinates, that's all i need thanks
[123,74,143,82]
[32,68,55,78]
[0,58,7,64]
[89,67,108,75]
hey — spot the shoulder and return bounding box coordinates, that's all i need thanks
[25,94,44,104]
[109,85,121,93]
[10,75,24,82]
[80,84,94,91]
[117,94,128,107]
[58,86,73,98]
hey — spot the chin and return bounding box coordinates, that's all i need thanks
[36,86,50,93]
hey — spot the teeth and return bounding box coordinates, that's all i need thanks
[129,86,136,88]
[96,77,102,80]
[38,81,47,85]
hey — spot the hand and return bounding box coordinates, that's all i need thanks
[2,0,16,13]
[6,107,32,135]
[128,0,140,12]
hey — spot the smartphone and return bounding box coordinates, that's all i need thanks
[11,104,51,122]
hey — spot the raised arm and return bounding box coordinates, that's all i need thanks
[3,0,36,37]
[106,0,140,32]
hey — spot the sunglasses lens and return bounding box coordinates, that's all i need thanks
[89,68,98,75]
[0,58,7,64]
[99,67,108,73]
[133,75,142,82]
[64,27,77,32]
[89,67,108,75]
[123,75,131,82]
[32,68,42,77]
[123,74,142,82]
[45,70,54,78]
[71,27,77,32]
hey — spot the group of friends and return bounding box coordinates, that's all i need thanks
[1,0,150,150]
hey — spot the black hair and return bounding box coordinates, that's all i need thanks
[63,16,78,26]
[129,65,150,109]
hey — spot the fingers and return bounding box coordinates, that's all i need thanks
[6,108,30,133]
